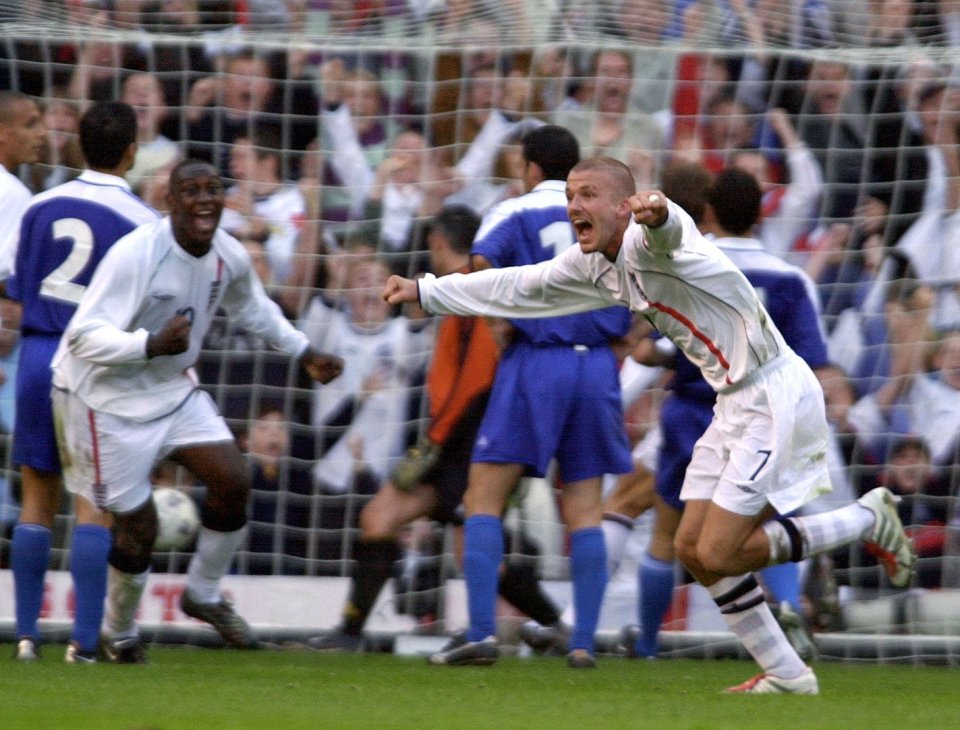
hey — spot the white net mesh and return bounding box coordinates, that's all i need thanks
[1,0,960,655]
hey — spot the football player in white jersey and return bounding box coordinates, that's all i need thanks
[383,155,916,694]
[51,159,343,660]
[0,91,45,275]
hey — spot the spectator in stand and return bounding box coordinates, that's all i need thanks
[362,129,462,256]
[696,87,763,176]
[67,36,135,106]
[121,72,181,194]
[833,436,949,590]
[718,0,835,116]
[729,108,823,262]
[317,60,396,227]
[847,320,960,469]
[222,124,306,286]
[720,0,836,49]
[184,49,317,180]
[554,49,666,188]
[446,60,542,217]
[671,53,736,163]
[607,0,680,120]
[874,80,960,330]
[864,0,921,47]
[825,80,960,386]
[27,92,84,193]
[132,0,216,117]
[878,437,948,589]
[184,51,275,176]
[936,0,960,46]
[450,59,534,156]
[298,257,433,495]
[794,59,866,222]
[240,405,314,575]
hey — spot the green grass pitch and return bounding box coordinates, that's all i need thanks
[2,648,958,729]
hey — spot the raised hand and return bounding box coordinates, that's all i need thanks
[630,190,669,227]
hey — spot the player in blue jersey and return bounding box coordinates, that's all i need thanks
[616,167,829,661]
[427,126,634,668]
[5,101,160,663]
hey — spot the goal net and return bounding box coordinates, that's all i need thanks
[1,0,959,660]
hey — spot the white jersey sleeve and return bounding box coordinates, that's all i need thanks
[0,165,33,281]
[417,245,621,319]
[218,246,309,358]
[60,230,155,365]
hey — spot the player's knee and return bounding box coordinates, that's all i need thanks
[109,501,158,574]
[200,474,250,532]
[695,543,734,575]
[200,501,247,533]
[359,508,396,541]
[673,532,699,570]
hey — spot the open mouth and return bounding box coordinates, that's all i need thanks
[572,218,593,236]
[192,208,219,232]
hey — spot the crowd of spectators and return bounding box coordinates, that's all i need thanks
[1,1,960,623]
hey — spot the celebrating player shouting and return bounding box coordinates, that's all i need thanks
[383,155,915,694]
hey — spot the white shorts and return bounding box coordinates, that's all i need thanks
[680,353,833,516]
[53,388,233,514]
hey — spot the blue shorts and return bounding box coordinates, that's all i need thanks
[13,334,61,472]
[655,395,714,510]
[472,342,632,483]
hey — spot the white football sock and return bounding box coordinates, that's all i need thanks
[708,574,807,680]
[106,566,149,640]
[186,526,246,604]
[765,503,873,565]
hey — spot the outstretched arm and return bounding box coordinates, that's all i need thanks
[384,251,621,319]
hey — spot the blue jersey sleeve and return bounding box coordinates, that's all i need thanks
[747,270,829,369]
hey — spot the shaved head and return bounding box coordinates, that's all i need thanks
[169,158,219,193]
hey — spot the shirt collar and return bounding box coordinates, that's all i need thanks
[78,169,133,190]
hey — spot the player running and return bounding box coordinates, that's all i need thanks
[383,155,915,694]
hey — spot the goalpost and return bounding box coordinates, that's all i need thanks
[1,0,959,662]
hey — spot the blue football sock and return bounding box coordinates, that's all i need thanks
[11,523,52,640]
[70,524,112,652]
[637,554,676,657]
[760,561,802,614]
[463,514,503,642]
[569,527,607,653]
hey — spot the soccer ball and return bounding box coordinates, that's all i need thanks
[152,487,200,552]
